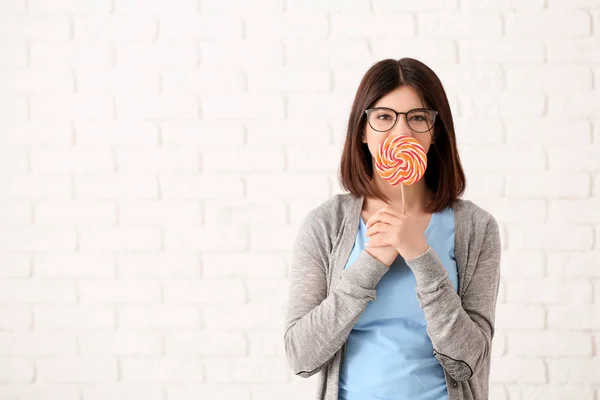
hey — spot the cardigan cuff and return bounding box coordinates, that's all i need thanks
[405,245,449,293]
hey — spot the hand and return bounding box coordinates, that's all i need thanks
[364,243,398,267]
[365,205,429,262]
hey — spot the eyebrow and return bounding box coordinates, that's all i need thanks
[371,106,428,112]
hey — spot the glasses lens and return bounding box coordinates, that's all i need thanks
[368,109,396,131]
[407,110,435,132]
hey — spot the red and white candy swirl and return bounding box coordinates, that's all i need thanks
[375,135,427,186]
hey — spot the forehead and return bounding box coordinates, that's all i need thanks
[373,86,425,110]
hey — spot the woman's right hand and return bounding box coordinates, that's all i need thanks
[365,244,398,267]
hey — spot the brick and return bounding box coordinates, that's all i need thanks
[510,332,592,356]
[76,69,159,93]
[456,92,545,118]
[506,65,592,90]
[116,0,196,13]
[0,333,76,355]
[0,95,27,121]
[162,121,244,146]
[79,281,160,304]
[203,200,287,226]
[505,172,590,197]
[202,147,285,173]
[29,0,111,12]
[118,252,200,278]
[0,122,72,146]
[373,39,456,63]
[201,39,283,67]
[505,119,591,144]
[202,94,283,119]
[117,148,199,172]
[117,43,196,66]
[500,250,545,277]
[506,224,593,251]
[490,357,546,382]
[204,357,288,383]
[459,39,544,63]
[506,11,591,36]
[79,228,161,251]
[0,280,76,303]
[202,253,287,278]
[160,15,241,39]
[0,174,72,199]
[0,43,27,67]
[165,331,246,356]
[31,43,112,67]
[35,201,115,225]
[506,277,592,304]
[37,357,117,382]
[246,173,329,199]
[119,305,200,329]
[76,121,159,145]
[120,358,203,382]
[417,12,502,37]
[547,251,600,277]
[203,303,285,330]
[75,174,157,199]
[80,333,161,356]
[116,95,198,119]
[167,385,250,400]
[246,120,330,145]
[30,95,113,119]
[164,227,247,252]
[163,280,245,304]
[0,201,31,225]
[547,38,600,63]
[0,15,70,40]
[547,305,600,330]
[0,306,31,330]
[0,68,74,92]
[159,174,243,199]
[495,304,545,330]
[34,306,114,329]
[35,254,114,279]
[0,253,30,277]
[162,68,244,93]
[0,358,34,382]
[73,16,156,41]
[332,13,414,38]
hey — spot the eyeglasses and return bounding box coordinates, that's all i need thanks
[365,107,438,133]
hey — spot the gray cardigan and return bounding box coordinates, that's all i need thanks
[284,193,502,400]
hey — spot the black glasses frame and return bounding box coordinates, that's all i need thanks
[364,107,439,133]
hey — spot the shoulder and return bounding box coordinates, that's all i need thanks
[453,198,501,249]
[297,193,357,243]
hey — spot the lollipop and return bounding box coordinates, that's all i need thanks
[375,135,427,186]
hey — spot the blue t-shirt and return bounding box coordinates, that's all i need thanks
[339,207,458,400]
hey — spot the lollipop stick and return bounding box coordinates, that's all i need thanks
[400,183,406,215]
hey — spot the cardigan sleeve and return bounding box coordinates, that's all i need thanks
[283,211,390,378]
[405,214,502,381]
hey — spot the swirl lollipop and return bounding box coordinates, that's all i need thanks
[375,135,427,186]
[375,135,427,213]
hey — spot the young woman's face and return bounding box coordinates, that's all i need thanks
[361,85,435,159]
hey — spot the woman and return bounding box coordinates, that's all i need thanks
[283,58,501,400]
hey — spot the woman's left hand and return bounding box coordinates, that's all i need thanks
[365,205,429,262]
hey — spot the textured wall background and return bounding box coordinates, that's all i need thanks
[0,0,599,399]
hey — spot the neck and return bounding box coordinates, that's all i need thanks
[371,173,431,214]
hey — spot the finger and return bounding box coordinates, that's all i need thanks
[365,232,392,248]
[366,212,396,229]
[366,222,390,237]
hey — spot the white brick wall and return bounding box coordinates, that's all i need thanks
[0,0,598,399]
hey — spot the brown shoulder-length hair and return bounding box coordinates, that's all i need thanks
[339,58,466,213]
